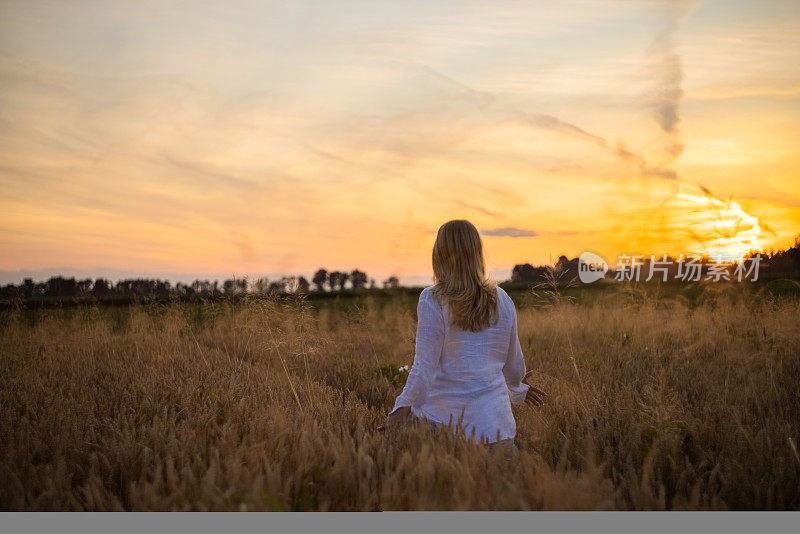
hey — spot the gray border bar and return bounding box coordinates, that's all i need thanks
[2,512,800,534]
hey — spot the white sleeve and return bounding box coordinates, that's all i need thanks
[502,297,530,404]
[390,290,445,414]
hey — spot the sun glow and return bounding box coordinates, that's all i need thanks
[675,186,767,263]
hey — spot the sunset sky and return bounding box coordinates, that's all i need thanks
[1,0,799,285]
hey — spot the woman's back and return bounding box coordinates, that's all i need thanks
[433,285,516,393]
[390,284,530,443]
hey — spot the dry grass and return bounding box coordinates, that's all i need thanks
[1,290,799,510]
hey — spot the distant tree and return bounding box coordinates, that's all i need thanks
[369,278,376,289]
[350,269,368,289]
[21,278,34,298]
[91,278,112,297]
[338,272,349,290]
[114,278,171,297]
[281,276,299,293]
[554,255,579,281]
[116,279,134,296]
[254,277,270,293]
[268,280,286,293]
[115,280,130,295]
[511,263,549,283]
[156,280,171,296]
[222,278,247,294]
[313,269,328,291]
[761,234,800,275]
[328,271,342,291]
[77,278,93,296]
[175,282,192,296]
[0,284,18,299]
[297,276,310,293]
[45,276,78,297]
[33,281,46,297]
[383,276,399,289]
[223,279,235,294]
[191,280,214,295]
[329,271,350,290]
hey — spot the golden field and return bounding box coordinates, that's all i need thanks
[1,286,799,510]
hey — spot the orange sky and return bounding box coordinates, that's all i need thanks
[1,0,799,284]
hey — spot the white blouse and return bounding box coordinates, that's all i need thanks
[390,285,530,443]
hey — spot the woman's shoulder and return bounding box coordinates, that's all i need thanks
[418,286,445,318]
[419,285,435,298]
[494,285,516,312]
[419,286,437,302]
[420,285,440,305]
[495,284,511,302]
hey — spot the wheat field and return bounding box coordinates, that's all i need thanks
[1,287,799,510]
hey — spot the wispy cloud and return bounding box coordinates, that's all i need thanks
[641,0,693,166]
[481,227,538,238]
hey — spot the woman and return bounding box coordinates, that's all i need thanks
[378,219,546,455]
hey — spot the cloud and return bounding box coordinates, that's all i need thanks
[481,227,539,238]
[521,113,678,180]
[448,200,502,218]
[523,114,609,148]
[685,84,800,101]
[517,2,693,181]
[641,0,693,165]
[614,142,678,180]
[161,155,259,190]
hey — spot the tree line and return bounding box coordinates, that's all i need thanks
[0,269,402,300]
[510,236,800,283]
[6,235,795,299]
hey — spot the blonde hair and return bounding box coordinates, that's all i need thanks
[430,219,499,332]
